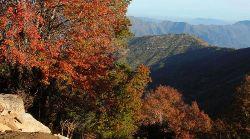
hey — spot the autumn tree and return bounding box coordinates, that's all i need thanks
[62,63,151,138]
[140,86,212,139]
[0,0,154,138]
[0,0,131,91]
[231,75,250,135]
[205,76,250,139]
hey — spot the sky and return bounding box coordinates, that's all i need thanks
[127,0,250,21]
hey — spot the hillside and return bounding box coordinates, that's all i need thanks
[127,34,211,68]
[126,34,250,118]
[150,47,250,117]
[129,17,250,48]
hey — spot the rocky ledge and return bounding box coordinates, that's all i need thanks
[0,94,51,133]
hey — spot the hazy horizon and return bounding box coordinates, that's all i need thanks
[128,16,238,25]
[127,0,250,21]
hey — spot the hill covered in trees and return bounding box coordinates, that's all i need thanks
[127,34,212,68]
[129,16,250,48]
[127,34,250,118]
[150,47,250,117]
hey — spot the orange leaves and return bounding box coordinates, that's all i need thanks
[3,39,14,47]
[0,0,131,92]
[141,86,212,138]
[85,63,150,137]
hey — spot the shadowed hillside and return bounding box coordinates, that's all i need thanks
[126,33,250,118]
[150,47,250,117]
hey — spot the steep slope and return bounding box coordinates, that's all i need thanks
[150,47,250,117]
[130,17,250,48]
[127,34,210,68]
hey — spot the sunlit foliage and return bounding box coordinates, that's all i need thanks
[0,0,131,91]
[140,86,212,138]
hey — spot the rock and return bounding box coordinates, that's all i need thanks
[0,94,25,116]
[0,123,11,131]
[15,113,51,133]
[0,94,51,133]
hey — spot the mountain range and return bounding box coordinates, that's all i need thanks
[136,17,233,25]
[129,16,250,48]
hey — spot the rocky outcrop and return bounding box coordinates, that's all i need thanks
[0,94,51,133]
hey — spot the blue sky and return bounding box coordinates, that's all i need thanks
[127,0,250,21]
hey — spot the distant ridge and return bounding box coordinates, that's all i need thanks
[130,17,250,48]
[234,20,250,26]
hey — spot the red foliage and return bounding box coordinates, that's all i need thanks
[0,0,130,91]
[141,86,212,138]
